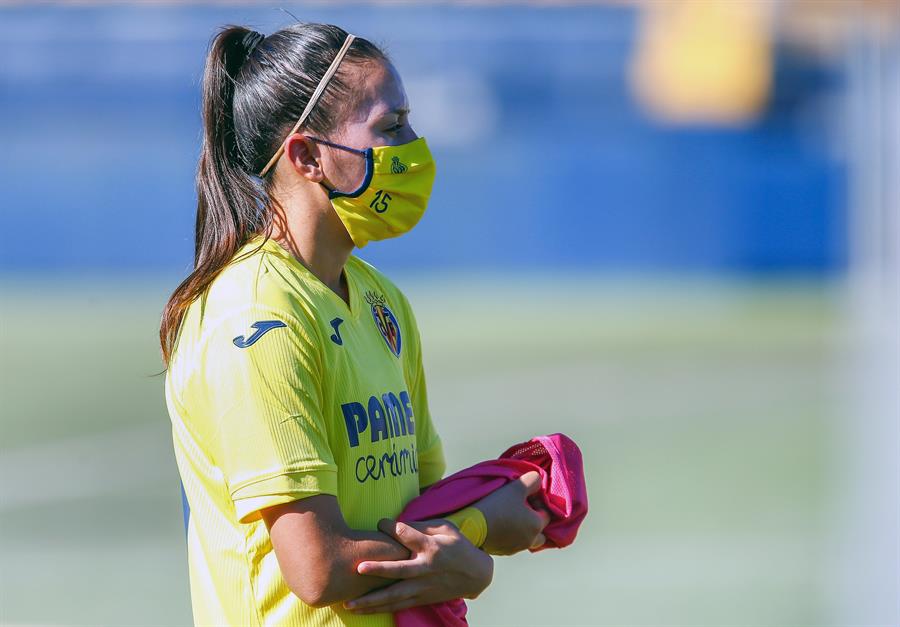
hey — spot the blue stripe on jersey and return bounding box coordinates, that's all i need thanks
[180,481,190,537]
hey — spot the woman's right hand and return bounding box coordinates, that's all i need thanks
[471,470,552,555]
[344,518,493,614]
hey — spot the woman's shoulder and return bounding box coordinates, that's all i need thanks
[198,240,318,330]
[168,238,325,376]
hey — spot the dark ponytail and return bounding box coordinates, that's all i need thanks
[159,22,387,368]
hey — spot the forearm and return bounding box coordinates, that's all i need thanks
[448,471,550,556]
[421,484,489,549]
[443,506,488,548]
[324,513,487,606]
[313,528,411,606]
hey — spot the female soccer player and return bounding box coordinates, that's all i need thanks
[160,22,549,626]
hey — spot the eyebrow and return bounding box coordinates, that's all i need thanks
[384,106,410,117]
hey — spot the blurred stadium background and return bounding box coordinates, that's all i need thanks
[1,1,898,626]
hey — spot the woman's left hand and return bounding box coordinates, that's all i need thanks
[343,517,494,614]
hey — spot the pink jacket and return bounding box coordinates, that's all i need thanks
[395,433,588,626]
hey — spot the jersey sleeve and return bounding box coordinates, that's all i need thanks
[403,299,446,488]
[201,305,337,524]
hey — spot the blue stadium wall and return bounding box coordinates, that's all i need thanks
[0,4,846,275]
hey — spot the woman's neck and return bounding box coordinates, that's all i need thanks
[269,184,355,297]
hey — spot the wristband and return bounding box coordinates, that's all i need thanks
[444,506,488,548]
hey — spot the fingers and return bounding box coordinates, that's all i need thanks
[378,518,430,550]
[520,472,551,529]
[406,518,457,536]
[356,556,429,579]
[518,470,543,496]
[360,519,436,579]
[533,504,552,529]
[344,580,424,613]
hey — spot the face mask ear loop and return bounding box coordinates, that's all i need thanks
[326,148,375,200]
[306,135,368,157]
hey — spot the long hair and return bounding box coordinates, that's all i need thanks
[158,22,386,368]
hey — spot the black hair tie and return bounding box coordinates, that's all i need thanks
[241,30,265,63]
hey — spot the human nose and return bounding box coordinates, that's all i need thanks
[399,124,418,144]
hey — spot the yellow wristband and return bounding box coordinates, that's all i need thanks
[444,506,488,548]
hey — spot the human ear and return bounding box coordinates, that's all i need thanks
[284,134,324,182]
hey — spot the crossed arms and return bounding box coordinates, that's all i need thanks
[261,470,550,614]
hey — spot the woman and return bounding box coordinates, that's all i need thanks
[161,22,549,626]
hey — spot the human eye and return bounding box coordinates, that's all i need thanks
[382,110,410,135]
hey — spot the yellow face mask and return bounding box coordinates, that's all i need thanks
[309,135,437,248]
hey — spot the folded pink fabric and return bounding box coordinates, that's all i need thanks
[395,433,588,627]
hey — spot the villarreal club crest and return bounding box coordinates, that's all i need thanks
[366,291,402,357]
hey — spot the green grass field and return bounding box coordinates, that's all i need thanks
[0,275,840,626]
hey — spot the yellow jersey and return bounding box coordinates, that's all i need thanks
[164,234,446,626]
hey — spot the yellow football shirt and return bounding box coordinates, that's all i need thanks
[164,233,446,626]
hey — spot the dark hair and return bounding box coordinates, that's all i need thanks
[158,22,387,367]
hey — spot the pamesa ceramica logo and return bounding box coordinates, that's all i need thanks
[366,290,402,357]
